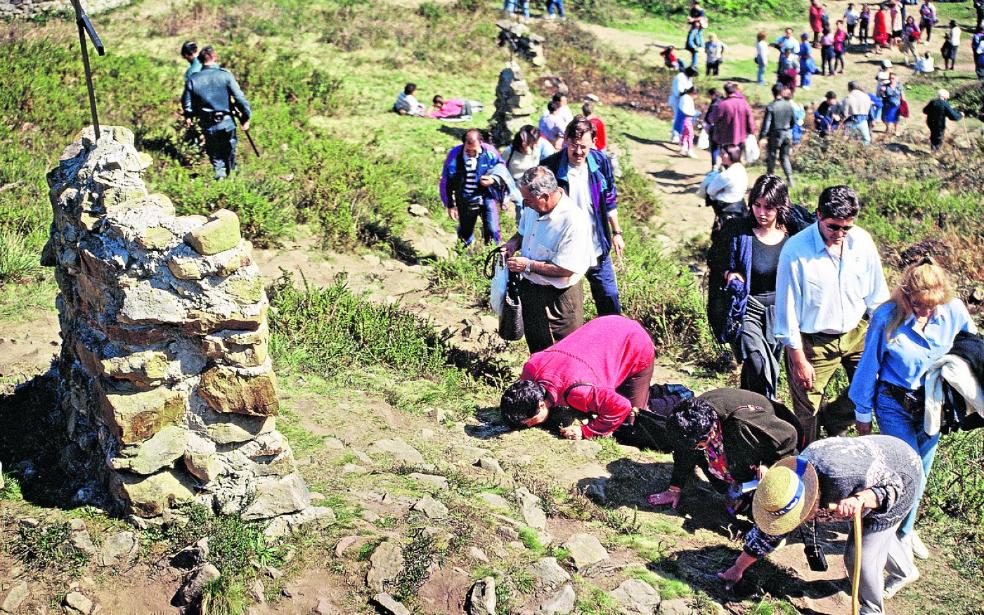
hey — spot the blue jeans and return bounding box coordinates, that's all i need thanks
[503,0,530,17]
[799,61,812,87]
[585,251,622,315]
[456,198,502,246]
[848,116,871,145]
[546,0,564,16]
[690,49,700,68]
[756,63,766,84]
[204,127,237,179]
[875,387,940,537]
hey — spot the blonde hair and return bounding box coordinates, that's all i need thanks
[885,259,955,340]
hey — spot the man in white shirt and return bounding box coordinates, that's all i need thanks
[841,81,873,145]
[774,185,889,444]
[705,144,748,222]
[502,167,593,352]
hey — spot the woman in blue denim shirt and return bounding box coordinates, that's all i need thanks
[849,258,976,561]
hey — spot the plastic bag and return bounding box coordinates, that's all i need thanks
[489,252,508,317]
[697,128,710,150]
[743,134,761,164]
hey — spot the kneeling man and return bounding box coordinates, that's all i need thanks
[500,315,655,440]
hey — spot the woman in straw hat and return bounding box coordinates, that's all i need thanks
[849,258,975,560]
[719,435,922,613]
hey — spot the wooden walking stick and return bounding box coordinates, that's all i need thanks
[851,507,862,615]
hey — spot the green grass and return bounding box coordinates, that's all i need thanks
[8,521,89,576]
[628,565,692,599]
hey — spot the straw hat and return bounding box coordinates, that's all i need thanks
[752,456,819,536]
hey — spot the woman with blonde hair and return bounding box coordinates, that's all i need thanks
[849,257,977,565]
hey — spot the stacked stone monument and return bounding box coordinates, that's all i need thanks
[495,20,546,67]
[43,126,324,529]
[489,63,537,146]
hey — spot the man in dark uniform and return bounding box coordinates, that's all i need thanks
[181,46,251,179]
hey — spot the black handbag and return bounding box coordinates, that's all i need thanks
[498,271,524,342]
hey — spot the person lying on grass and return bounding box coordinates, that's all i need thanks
[500,315,654,440]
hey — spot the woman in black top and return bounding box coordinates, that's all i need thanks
[718,175,807,399]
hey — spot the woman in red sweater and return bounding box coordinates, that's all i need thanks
[500,316,655,440]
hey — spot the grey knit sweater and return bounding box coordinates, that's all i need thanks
[744,435,923,557]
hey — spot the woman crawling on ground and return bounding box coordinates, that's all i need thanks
[646,388,801,518]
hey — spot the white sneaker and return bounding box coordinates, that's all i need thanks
[904,531,930,560]
[670,136,681,144]
[884,568,920,599]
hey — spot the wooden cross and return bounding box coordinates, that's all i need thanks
[69,0,106,140]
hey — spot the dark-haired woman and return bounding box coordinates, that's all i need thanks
[719,175,810,400]
[647,388,800,513]
[501,125,555,221]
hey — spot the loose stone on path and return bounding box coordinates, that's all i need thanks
[561,533,609,570]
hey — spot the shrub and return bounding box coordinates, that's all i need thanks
[0,229,45,285]
[9,521,89,575]
[267,273,448,376]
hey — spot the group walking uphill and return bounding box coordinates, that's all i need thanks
[493,165,983,611]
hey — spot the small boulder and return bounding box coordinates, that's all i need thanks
[412,495,449,519]
[537,583,575,614]
[371,593,411,615]
[467,546,490,563]
[170,538,209,569]
[515,487,547,530]
[185,209,241,255]
[561,534,609,570]
[407,204,429,217]
[174,563,221,606]
[409,473,449,491]
[466,577,496,615]
[248,579,265,604]
[366,539,404,593]
[610,578,660,615]
[476,457,504,474]
[62,591,93,615]
[1,581,29,613]
[477,492,511,510]
[529,557,570,589]
[97,531,139,567]
[371,438,425,465]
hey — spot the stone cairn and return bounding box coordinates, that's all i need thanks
[43,126,328,533]
[495,20,546,68]
[489,62,537,146]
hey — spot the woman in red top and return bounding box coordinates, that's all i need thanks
[873,5,890,49]
[501,316,655,440]
[809,0,825,45]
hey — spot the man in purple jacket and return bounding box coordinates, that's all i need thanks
[706,82,756,159]
[440,129,506,245]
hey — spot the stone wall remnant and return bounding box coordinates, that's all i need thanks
[43,126,326,528]
[489,63,536,147]
[0,0,132,18]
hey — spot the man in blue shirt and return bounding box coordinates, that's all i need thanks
[774,185,889,444]
[182,46,252,180]
[181,41,202,82]
[773,27,800,54]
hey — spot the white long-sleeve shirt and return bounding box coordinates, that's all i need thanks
[774,223,889,350]
[678,93,697,117]
[705,163,748,204]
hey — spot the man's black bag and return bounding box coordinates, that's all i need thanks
[498,271,524,341]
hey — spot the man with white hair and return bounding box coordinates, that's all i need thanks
[922,89,962,150]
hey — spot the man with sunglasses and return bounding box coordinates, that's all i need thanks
[774,185,889,445]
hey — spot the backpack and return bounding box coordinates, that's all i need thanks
[613,384,695,451]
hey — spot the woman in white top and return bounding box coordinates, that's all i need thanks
[678,86,700,158]
[755,31,769,85]
[844,3,860,42]
[501,125,555,222]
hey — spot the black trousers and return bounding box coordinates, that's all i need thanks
[519,278,583,353]
[204,127,237,179]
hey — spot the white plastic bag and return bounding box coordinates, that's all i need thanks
[697,128,710,150]
[490,253,508,317]
[743,134,761,164]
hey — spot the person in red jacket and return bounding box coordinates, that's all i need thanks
[809,0,825,45]
[500,315,656,440]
